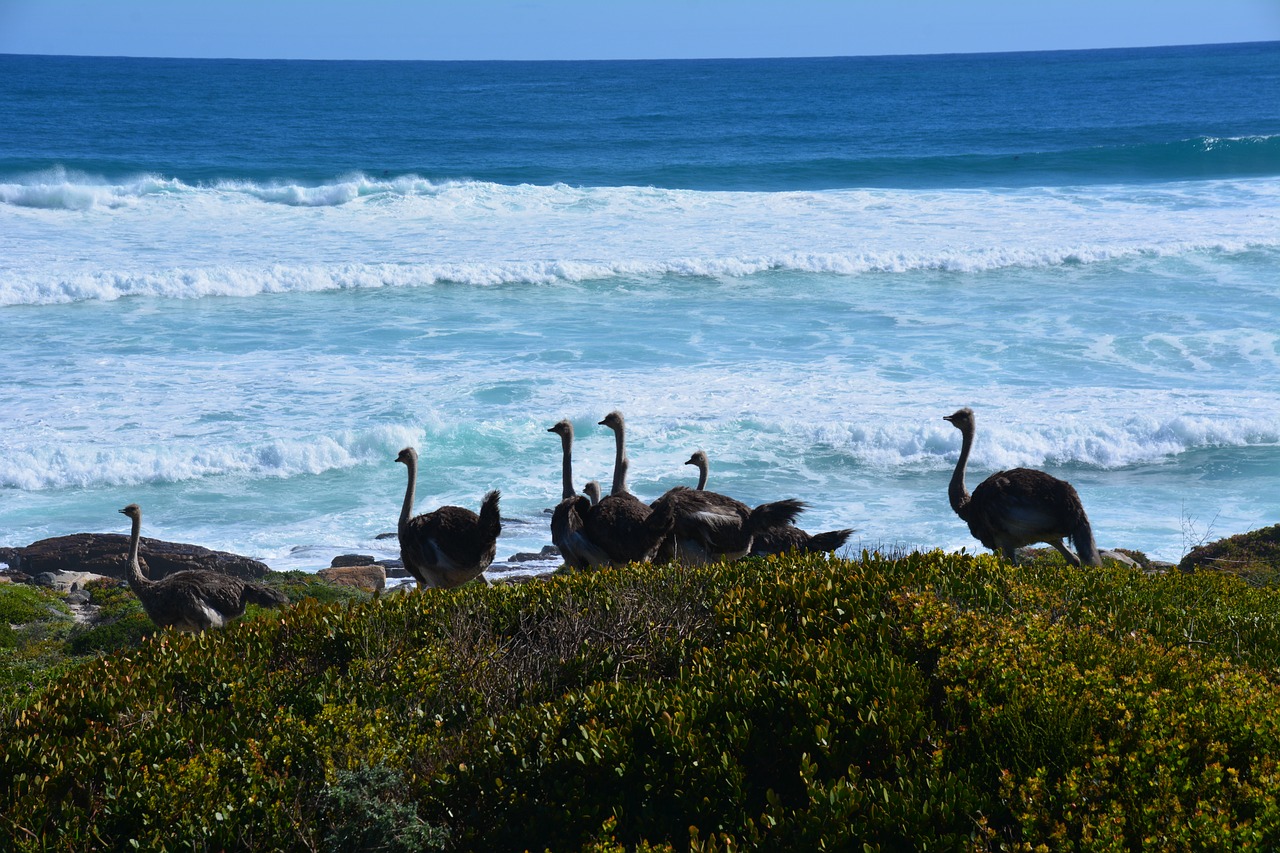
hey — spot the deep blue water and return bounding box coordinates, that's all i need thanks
[3,43,1279,190]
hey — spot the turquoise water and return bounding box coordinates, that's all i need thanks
[1,44,1278,571]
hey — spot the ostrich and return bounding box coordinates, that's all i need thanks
[396,446,501,588]
[943,407,1101,567]
[579,412,677,566]
[748,525,854,557]
[547,420,609,570]
[583,481,602,505]
[683,449,847,559]
[118,503,287,632]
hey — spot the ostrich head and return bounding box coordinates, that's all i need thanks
[395,447,418,465]
[119,503,141,519]
[599,410,625,432]
[548,419,573,438]
[943,408,975,431]
[685,450,708,468]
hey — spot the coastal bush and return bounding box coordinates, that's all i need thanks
[318,764,449,852]
[0,583,68,625]
[4,551,1280,850]
[1179,523,1280,583]
[266,569,374,605]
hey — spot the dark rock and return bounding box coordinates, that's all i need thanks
[375,531,398,540]
[0,547,18,569]
[375,559,408,578]
[65,590,91,605]
[0,569,31,584]
[330,554,377,568]
[8,533,271,581]
[507,545,560,562]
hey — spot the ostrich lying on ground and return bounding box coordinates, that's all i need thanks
[683,449,851,558]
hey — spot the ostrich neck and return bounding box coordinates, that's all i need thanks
[559,432,576,500]
[949,425,974,513]
[609,425,628,496]
[400,456,417,528]
[126,514,153,590]
[693,460,708,490]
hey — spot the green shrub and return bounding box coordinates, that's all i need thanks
[0,584,69,625]
[5,552,1280,850]
[266,569,374,605]
[67,611,156,655]
[1180,524,1280,583]
[319,764,448,852]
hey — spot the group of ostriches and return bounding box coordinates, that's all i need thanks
[118,407,1100,632]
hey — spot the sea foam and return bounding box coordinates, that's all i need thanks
[1,243,1276,307]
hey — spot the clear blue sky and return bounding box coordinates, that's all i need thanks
[1,0,1277,60]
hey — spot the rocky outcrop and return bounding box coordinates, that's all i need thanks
[32,570,116,592]
[507,545,561,562]
[317,564,385,593]
[6,533,271,581]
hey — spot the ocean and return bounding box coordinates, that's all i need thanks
[1,43,1278,576]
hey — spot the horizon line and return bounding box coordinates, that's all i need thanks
[2,38,1276,65]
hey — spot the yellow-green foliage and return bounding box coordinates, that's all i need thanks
[0,583,69,628]
[1179,523,1280,584]
[4,552,1280,850]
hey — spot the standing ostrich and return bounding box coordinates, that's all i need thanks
[579,412,677,567]
[943,408,1101,566]
[118,503,287,631]
[396,446,501,588]
[547,419,609,570]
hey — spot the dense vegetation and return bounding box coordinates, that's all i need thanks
[3,548,1280,851]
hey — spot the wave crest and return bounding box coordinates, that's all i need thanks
[0,425,422,491]
[2,243,1274,307]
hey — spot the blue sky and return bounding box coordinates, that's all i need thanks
[1,0,1277,60]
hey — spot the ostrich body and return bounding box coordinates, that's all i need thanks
[119,504,286,632]
[943,408,1101,567]
[684,449,847,559]
[396,447,501,588]
[748,525,854,557]
[580,412,677,567]
[547,420,610,570]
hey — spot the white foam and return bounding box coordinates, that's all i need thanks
[2,240,1277,307]
[3,172,1277,305]
[0,424,423,491]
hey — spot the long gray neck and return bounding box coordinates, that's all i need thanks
[692,458,708,490]
[559,428,576,500]
[949,424,974,513]
[400,455,417,528]
[609,424,628,496]
[126,514,152,591]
